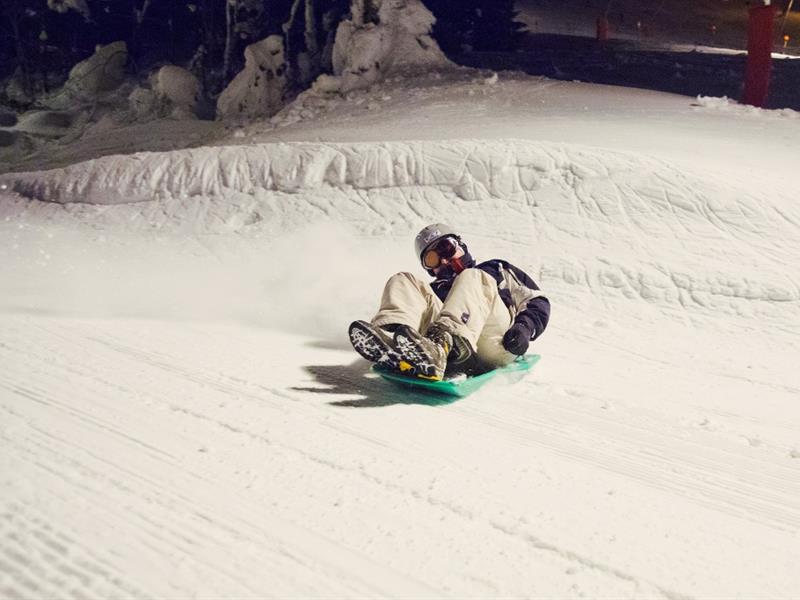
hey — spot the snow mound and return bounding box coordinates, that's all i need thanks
[694,96,800,119]
[3,138,798,321]
[2,139,575,204]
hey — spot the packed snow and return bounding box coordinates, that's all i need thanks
[2,63,800,600]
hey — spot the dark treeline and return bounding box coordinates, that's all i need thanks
[0,0,522,108]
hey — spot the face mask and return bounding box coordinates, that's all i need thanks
[431,250,475,279]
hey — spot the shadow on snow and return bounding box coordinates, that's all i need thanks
[293,360,459,408]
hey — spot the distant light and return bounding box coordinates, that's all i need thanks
[0,184,8,191]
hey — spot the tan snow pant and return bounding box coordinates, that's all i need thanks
[371,270,517,369]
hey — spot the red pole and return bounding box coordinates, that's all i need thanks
[742,4,778,107]
[596,16,609,42]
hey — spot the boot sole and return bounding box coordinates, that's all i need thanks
[393,326,446,381]
[348,320,412,374]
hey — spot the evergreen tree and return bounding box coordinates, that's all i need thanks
[424,0,524,54]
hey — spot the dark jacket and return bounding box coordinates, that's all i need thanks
[430,259,550,341]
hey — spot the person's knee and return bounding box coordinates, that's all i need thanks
[384,272,430,297]
[386,271,416,285]
[455,268,493,287]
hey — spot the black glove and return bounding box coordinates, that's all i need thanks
[502,321,533,356]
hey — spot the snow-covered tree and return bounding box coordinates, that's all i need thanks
[315,0,451,94]
[223,0,259,81]
[1,0,88,101]
[1,0,511,113]
[47,0,90,19]
[424,0,524,53]
[281,0,348,88]
[217,34,287,120]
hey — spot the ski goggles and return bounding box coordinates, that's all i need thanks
[421,236,460,269]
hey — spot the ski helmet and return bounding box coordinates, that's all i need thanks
[414,223,461,263]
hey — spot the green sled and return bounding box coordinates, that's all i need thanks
[374,354,541,398]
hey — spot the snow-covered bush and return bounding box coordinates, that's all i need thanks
[152,66,201,119]
[128,86,158,120]
[44,41,128,110]
[217,35,288,121]
[4,71,37,107]
[128,66,203,121]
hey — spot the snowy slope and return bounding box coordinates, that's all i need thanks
[2,71,800,598]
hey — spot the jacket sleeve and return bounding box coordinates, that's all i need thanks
[502,263,551,341]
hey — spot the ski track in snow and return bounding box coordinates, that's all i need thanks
[1,132,799,597]
[1,315,798,598]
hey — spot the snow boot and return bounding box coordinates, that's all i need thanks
[393,325,449,381]
[348,320,407,373]
[425,322,479,377]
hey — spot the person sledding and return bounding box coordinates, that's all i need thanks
[348,223,550,381]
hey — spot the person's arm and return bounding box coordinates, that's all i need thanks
[494,262,550,356]
[505,263,550,341]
